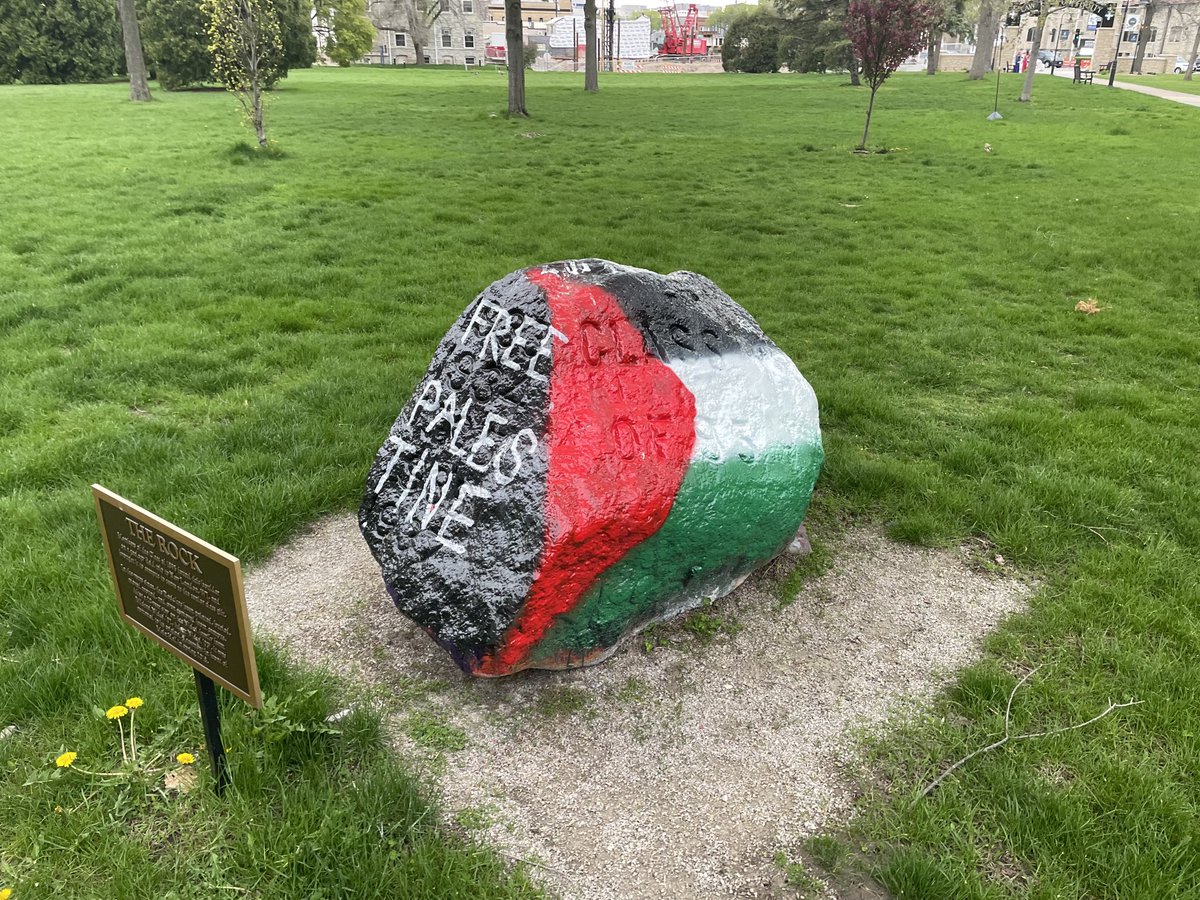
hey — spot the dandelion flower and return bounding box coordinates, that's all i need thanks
[1,887,12,899]
[125,697,144,709]
[106,705,129,720]
[176,752,196,765]
[55,751,77,768]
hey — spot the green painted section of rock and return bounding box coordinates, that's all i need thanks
[530,441,824,663]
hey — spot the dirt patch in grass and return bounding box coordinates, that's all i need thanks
[246,517,1030,899]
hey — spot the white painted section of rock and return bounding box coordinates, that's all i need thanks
[667,348,821,463]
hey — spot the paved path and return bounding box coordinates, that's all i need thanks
[1051,66,1200,107]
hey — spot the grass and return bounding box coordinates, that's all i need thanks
[1,65,1198,897]
[1118,72,1200,95]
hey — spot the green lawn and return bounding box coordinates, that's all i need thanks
[2,67,1198,898]
[1119,72,1200,95]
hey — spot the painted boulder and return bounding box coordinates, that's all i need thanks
[359,259,823,676]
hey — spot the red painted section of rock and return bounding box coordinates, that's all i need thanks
[478,268,696,675]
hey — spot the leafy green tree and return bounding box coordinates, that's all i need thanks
[140,0,213,88]
[315,0,376,65]
[0,0,123,83]
[706,3,758,31]
[774,0,858,79]
[275,0,318,69]
[632,8,660,30]
[204,0,284,147]
[721,10,784,72]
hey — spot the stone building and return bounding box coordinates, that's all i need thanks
[1002,0,1200,74]
[363,0,493,65]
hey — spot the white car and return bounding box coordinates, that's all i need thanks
[1175,55,1200,73]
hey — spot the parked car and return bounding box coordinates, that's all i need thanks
[1038,51,1064,68]
[1174,55,1200,73]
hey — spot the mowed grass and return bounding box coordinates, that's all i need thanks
[1,66,1199,897]
[1119,72,1200,95]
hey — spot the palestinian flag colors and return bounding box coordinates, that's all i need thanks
[360,260,823,677]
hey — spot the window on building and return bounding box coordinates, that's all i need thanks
[1123,29,1138,43]
[461,0,473,11]
[464,33,475,48]
[1059,28,1069,40]
[1026,27,1035,40]
[423,54,431,63]
[465,55,476,64]
[1146,27,1157,42]
[394,32,406,46]
[1168,25,1182,41]
[439,0,449,10]
[441,30,452,47]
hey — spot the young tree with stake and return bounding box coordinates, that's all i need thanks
[844,0,933,150]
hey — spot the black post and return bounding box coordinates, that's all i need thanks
[194,671,230,796]
[992,33,1004,117]
[1108,0,1129,86]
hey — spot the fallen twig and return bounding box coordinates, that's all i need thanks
[919,666,1141,799]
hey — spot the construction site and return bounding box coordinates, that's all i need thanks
[360,0,726,73]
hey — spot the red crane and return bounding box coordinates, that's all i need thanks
[658,3,706,56]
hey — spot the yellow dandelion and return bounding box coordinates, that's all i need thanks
[106,705,129,720]
[176,752,196,765]
[55,751,77,768]
[0,888,12,900]
[125,697,144,709]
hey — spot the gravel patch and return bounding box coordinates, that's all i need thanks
[245,515,1030,899]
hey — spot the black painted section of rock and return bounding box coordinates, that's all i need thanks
[566,259,769,362]
[359,271,551,667]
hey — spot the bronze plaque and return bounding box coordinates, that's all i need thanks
[93,485,262,708]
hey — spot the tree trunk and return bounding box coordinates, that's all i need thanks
[1019,13,1045,101]
[1185,23,1199,81]
[252,77,266,147]
[926,32,939,74]
[859,86,877,149]
[849,52,861,85]
[584,0,598,90]
[505,0,527,115]
[969,0,1000,80]
[1131,2,1155,74]
[115,0,152,101]
[414,38,423,65]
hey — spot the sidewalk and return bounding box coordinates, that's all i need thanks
[1051,65,1200,108]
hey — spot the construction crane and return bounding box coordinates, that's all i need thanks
[658,2,706,56]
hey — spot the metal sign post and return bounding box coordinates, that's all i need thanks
[93,485,261,796]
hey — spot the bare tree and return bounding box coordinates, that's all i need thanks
[115,0,152,101]
[1019,5,1045,101]
[1131,0,1157,73]
[505,0,527,114]
[584,0,598,90]
[968,0,1001,80]
[1181,5,1200,81]
[366,0,450,64]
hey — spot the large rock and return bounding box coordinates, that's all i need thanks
[359,260,823,676]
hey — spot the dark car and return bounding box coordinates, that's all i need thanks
[1038,51,1064,68]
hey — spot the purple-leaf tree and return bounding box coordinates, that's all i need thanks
[845,0,934,150]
